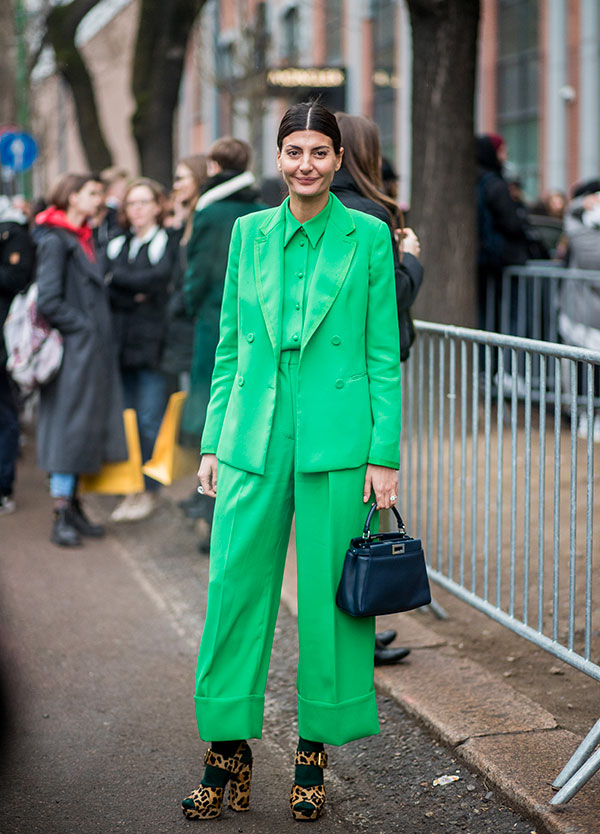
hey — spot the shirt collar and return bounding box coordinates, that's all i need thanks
[284,194,332,248]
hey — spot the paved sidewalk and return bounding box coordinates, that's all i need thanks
[1,450,597,834]
[282,533,600,834]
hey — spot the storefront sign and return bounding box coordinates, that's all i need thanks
[267,67,346,90]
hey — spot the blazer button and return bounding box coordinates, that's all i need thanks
[238,376,245,387]
[247,333,255,342]
[331,335,341,345]
[335,379,344,389]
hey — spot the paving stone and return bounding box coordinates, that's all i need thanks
[461,729,600,834]
[375,646,557,745]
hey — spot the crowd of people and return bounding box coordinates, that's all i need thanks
[0,121,425,534]
[476,130,600,437]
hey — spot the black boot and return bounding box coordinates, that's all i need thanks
[68,497,105,537]
[374,637,410,666]
[51,507,82,547]
[375,629,397,646]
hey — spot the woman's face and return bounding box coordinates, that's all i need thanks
[277,130,343,202]
[173,163,197,203]
[124,185,161,232]
[70,180,104,221]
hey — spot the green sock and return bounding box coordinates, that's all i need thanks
[294,737,325,788]
[202,740,244,788]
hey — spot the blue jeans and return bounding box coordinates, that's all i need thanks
[121,368,167,492]
[49,473,77,499]
[0,370,19,496]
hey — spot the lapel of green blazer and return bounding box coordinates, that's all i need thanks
[255,204,285,356]
[301,195,356,350]
[253,195,357,357]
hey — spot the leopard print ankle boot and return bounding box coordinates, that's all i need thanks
[290,749,328,821]
[182,740,252,820]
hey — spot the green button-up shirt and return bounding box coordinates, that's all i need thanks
[281,194,332,349]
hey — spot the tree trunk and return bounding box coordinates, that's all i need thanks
[131,0,206,186]
[47,0,113,172]
[0,0,16,126]
[406,0,480,326]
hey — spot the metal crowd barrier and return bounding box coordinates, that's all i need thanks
[487,262,600,343]
[484,264,600,408]
[400,320,600,804]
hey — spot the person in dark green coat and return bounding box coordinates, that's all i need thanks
[182,139,267,445]
[180,139,267,530]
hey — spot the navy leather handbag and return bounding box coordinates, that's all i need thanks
[336,503,431,617]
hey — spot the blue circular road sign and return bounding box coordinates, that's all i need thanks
[0,132,38,172]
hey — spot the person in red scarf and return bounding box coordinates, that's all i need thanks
[35,173,127,547]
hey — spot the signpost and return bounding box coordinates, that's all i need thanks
[0,131,38,172]
[0,130,38,197]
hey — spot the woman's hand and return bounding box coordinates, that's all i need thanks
[395,227,421,259]
[198,453,218,498]
[363,464,399,509]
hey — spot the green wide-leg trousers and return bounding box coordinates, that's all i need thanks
[194,350,380,746]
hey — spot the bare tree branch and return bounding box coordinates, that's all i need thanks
[47,0,113,171]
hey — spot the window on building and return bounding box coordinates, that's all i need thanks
[282,6,299,65]
[216,40,235,85]
[497,0,540,197]
[372,0,397,163]
[325,0,343,64]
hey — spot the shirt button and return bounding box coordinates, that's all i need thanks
[335,379,344,389]
[238,376,245,387]
[292,333,299,342]
[247,333,255,342]
[295,303,300,310]
[331,335,341,345]
[299,240,305,247]
[298,272,303,279]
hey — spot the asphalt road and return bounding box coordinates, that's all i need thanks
[0,464,539,834]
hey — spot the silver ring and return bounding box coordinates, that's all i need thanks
[390,494,397,502]
[197,485,205,494]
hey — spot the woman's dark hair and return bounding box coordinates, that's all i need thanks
[476,135,502,173]
[49,173,103,211]
[277,101,341,154]
[334,112,402,226]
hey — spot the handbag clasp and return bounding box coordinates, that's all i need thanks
[392,543,405,555]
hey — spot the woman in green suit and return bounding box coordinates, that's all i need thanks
[182,103,401,823]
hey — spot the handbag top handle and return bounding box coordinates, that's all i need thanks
[363,502,406,539]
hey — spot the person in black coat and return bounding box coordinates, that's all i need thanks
[476,134,530,332]
[35,174,127,546]
[332,112,425,666]
[0,198,35,514]
[105,177,178,523]
[332,113,423,362]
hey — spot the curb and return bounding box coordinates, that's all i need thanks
[280,537,600,834]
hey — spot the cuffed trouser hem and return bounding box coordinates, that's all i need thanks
[194,694,265,742]
[297,690,380,746]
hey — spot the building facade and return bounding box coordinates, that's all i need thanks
[28,0,600,203]
[478,0,600,198]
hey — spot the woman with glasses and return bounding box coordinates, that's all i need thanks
[105,177,178,522]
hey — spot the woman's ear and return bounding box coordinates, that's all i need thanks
[336,147,344,171]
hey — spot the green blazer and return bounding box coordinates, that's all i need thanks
[201,194,401,475]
